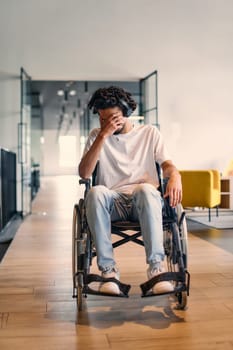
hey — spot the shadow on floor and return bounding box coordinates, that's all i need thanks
[187,219,233,254]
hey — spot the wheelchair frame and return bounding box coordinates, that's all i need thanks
[72,168,190,312]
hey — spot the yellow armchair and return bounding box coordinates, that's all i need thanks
[179,170,221,221]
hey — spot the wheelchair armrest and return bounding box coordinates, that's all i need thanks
[79,178,91,193]
[79,178,91,186]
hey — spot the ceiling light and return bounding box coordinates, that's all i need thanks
[57,90,64,96]
[69,90,76,96]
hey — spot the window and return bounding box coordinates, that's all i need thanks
[58,136,77,167]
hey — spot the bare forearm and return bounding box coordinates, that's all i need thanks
[161,160,182,207]
[162,161,180,180]
[78,132,106,179]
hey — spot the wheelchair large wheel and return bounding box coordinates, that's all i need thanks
[176,203,188,268]
[164,203,189,310]
[72,200,85,311]
[175,203,189,310]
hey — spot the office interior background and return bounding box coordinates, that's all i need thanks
[0,0,233,221]
[0,2,233,349]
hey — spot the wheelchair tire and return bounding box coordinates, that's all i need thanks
[176,290,188,310]
[164,204,189,310]
[175,203,188,269]
[175,203,189,310]
[72,201,85,311]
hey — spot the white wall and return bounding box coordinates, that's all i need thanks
[0,0,233,175]
[160,68,233,172]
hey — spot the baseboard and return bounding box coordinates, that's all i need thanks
[0,213,22,243]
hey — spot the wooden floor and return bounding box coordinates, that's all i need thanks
[0,176,233,350]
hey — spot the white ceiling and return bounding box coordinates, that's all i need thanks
[1,0,233,81]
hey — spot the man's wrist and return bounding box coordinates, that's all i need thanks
[98,130,108,140]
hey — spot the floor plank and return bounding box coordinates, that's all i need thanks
[0,176,233,350]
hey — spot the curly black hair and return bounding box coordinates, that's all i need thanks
[88,86,137,117]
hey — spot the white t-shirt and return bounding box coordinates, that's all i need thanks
[82,124,171,194]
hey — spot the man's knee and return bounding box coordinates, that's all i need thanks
[133,183,160,198]
[132,184,162,211]
[86,185,109,204]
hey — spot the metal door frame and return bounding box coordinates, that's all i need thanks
[139,70,158,127]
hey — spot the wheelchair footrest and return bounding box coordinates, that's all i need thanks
[83,273,131,297]
[140,271,186,297]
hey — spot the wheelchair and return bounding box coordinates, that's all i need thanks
[72,165,190,312]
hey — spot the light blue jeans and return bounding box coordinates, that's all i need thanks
[85,183,165,273]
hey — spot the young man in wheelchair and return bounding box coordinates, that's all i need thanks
[79,86,182,296]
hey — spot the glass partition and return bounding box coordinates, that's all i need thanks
[19,68,32,216]
[140,71,158,127]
